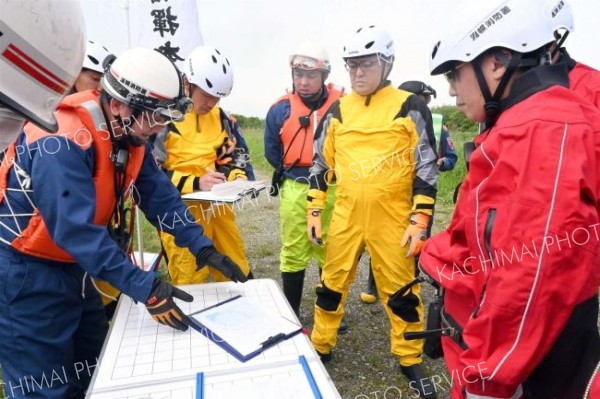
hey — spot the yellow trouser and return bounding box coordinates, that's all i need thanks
[160,201,251,285]
[93,279,121,307]
[279,179,336,272]
[311,181,424,366]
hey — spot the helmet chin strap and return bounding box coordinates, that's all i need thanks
[100,96,145,147]
[551,31,570,60]
[472,52,522,128]
[298,86,324,104]
[365,55,393,106]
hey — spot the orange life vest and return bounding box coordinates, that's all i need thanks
[0,90,145,262]
[278,83,343,168]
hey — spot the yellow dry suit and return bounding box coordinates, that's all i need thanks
[159,106,251,284]
[309,84,438,366]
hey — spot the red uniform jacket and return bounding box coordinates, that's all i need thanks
[420,66,600,398]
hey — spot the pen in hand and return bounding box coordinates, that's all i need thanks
[205,166,226,181]
[201,166,226,191]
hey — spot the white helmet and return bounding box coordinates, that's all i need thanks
[429,0,569,75]
[83,40,112,74]
[289,41,331,72]
[0,0,86,132]
[184,46,233,98]
[101,47,190,122]
[343,25,395,59]
[541,0,574,36]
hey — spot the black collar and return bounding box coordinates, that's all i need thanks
[500,62,569,113]
[300,84,329,111]
[557,47,577,72]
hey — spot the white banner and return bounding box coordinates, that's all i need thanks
[128,0,203,69]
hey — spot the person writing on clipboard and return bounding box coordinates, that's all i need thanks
[156,45,255,286]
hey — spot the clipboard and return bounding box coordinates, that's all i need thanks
[188,295,302,362]
[182,180,266,203]
[196,355,323,399]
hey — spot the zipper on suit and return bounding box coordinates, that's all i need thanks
[473,208,496,318]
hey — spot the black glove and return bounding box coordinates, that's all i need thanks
[145,279,194,331]
[196,246,248,283]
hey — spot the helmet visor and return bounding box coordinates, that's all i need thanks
[289,55,329,71]
[128,94,192,123]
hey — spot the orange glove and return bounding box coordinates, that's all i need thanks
[400,213,430,258]
[216,137,236,166]
[145,279,194,331]
[307,209,323,246]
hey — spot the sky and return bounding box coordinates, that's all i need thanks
[81,0,599,118]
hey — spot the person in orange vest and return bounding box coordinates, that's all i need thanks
[264,42,344,323]
[0,46,246,398]
[68,39,127,319]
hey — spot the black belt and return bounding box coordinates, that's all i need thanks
[404,306,468,350]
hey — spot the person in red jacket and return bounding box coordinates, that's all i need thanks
[546,3,600,395]
[547,0,600,108]
[418,0,600,398]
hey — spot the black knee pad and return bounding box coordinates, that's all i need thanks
[315,283,342,312]
[388,287,421,322]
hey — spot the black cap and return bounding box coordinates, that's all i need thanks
[398,80,437,98]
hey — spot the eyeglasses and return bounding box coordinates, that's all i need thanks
[344,58,379,72]
[444,62,467,84]
[292,69,322,79]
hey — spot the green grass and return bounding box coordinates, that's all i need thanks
[436,128,476,205]
[242,127,272,173]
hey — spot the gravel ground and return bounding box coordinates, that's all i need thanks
[235,175,600,399]
[235,176,453,399]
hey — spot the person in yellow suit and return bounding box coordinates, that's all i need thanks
[307,26,438,399]
[157,46,254,284]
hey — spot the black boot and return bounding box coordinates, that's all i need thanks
[400,364,437,399]
[281,270,305,318]
[360,263,378,304]
[338,315,349,334]
[317,350,333,364]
